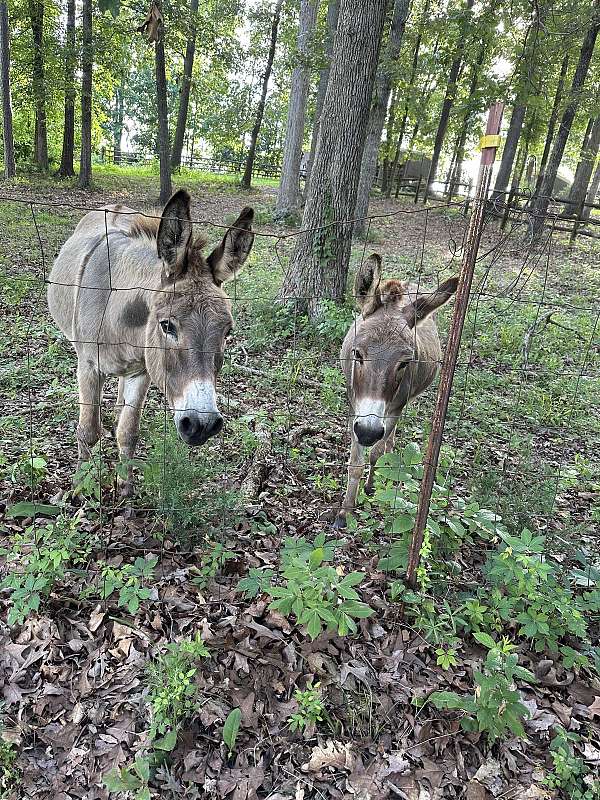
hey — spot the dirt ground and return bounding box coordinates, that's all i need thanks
[0,171,599,800]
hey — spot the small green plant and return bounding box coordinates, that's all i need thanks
[0,513,88,625]
[98,556,158,614]
[147,634,210,739]
[544,727,600,799]
[104,757,151,800]
[72,450,116,505]
[222,707,241,755]
[237,534,373,639]
[289,682,326,731]
[483,529,592,653]
[430,634,535,742]
[104,635,211,796]
[375,444,505,589]
[9,453,48,487]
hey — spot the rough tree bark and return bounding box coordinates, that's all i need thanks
[275,0,319,219]
[0,0,15,178]
[155,19,172,201]
[78,0,93,187]
[531,52,569,199]
[491,104,526,199]
[423,0,474,201]
[278,0,388,319]
[58,0,76,177]
[305,0,340,193]
[531,1,600,239]
[353,0,411,237]
[241,0,283,190]
[29,0,48,171]
[171,0,199,170]
[562,116,600,215]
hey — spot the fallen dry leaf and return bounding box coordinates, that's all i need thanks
[301,740,356,773]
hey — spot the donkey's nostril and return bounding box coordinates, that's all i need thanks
[177,412,222,446]
[354,420,385,447]
[208,415,223,437]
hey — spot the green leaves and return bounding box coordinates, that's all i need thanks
[6,502,60,519]
[238,535,373,640]
[222,708,241,754]
[430,642,535,742]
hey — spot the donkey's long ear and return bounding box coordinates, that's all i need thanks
[354,254,382,317]
[207,207,254,286]
[402,275,459,329]
[157,190,193,281]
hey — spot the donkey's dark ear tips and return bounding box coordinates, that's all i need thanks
[238,206,254,223]
[167,188,191,205]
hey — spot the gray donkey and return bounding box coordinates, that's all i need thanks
[334,254,458,529]
[48,190,254,495]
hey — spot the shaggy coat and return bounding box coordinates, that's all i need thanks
[48,190,254,494]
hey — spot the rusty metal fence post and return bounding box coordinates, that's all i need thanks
[405,102,504,589]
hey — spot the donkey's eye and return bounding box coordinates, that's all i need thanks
[353,348,364,365]
[160,319,177,338]
[397,360,410,371]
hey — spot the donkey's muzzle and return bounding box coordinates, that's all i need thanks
[177,412,223,446]
[354,419,385,447]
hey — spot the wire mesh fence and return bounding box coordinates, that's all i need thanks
[0,174,599,795]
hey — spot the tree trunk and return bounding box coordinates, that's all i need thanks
[0,0,15,178]
[380,86,398,194]
[305,0,340,194]
[155,16,172,202]
[531,52,569,199]
[424,0,474,201]
[491,103,526,199]
[278,0,388,318]
[275,0,319,219]
[29,0,48,171]
[582,160,600,218]
[531,1,600,239]
[562,116,600,215]
[241,0,283,190]
[171,0,199,170]
[112,82,124,161]
[386,5,431,197]
[353,0,411,237]
[78,0,93,187]
[58,0,76,177]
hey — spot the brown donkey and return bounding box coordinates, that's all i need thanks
[48,190,254,494]
[334,255,458,529]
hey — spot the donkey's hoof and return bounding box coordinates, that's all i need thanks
[332,513,347,530]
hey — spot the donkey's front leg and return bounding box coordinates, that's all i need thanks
[76,362,106,470]
[334,437,366,530]
[364,425,396,496]
[115,373,150,496]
